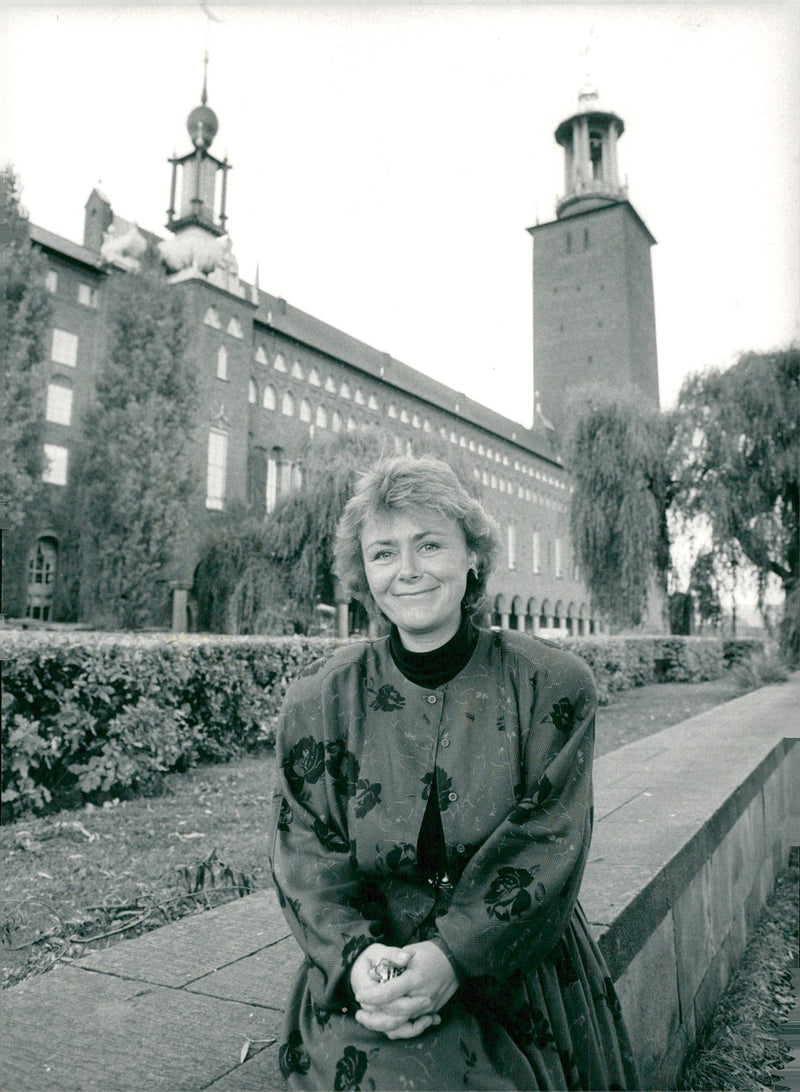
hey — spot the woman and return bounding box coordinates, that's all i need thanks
[269,455,640,1091]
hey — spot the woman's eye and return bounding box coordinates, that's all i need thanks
[420,542,440,552]
[370,550,392,561]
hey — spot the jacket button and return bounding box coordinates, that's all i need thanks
[440,737,450,748]
[456,844,466,853]
[447,791,458,802]
[427,695,437,704]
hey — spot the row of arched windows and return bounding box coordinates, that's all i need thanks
[490,595,596,636]
[247,376,569,509]
[245,348,572,502]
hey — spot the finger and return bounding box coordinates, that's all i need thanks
[356,975,419,1007]
[358,995,432,1019]
[385,1013,442,1041]
[354,1008,411,1034]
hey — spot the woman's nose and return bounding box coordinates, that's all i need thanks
[397,548,421,581]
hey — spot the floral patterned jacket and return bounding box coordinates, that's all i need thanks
[269,627,597,1013]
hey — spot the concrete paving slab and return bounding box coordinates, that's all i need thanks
[186,937,300,1011]
[78,891,290,987]
[0,964,282,1092]
[205,1042,285,1090]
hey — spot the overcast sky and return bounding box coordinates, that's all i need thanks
[2,1,798,428]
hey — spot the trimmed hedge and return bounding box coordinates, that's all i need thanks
[1,629,763,819]
[1,631,335,820]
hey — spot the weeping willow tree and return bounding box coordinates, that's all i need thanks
[567,398,673,630]
[193,428,480,634]
[671,348,799,660]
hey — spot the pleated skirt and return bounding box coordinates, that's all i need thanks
[279,903,640,1091]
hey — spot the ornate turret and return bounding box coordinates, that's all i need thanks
[554,82,626,218]
[159,55,242,295]
[165,54,230,236]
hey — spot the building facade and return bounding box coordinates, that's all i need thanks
[8,76,658,637]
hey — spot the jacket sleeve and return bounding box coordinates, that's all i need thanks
[432,649,596,982]
[268,664,386,1011]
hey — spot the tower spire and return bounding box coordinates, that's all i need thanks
[201,50,209,106]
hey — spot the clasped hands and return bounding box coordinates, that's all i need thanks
[350,941,458,1040]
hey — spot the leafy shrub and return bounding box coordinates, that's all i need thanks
[651,637,724,682]
[1,630,336,820]
[723,638,766,669]
[730,649,790,692]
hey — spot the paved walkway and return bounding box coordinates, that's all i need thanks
[2,677,798,1092]
[1,886,295,1090]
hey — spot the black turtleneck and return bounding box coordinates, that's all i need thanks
[388,611,479,688]
[389,613,479,884]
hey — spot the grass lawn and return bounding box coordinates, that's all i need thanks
[0,675,745,987]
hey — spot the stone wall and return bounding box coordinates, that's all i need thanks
[582,675,800,1089]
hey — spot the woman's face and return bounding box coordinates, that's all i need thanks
[361,507,477,652]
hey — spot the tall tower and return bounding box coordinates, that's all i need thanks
[528,83,659,435]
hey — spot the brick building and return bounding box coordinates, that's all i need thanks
[8,76,659,636]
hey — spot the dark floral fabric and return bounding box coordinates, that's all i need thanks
[269,628,640,1091]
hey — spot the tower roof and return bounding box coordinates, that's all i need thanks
[555,82,624,147]
[187,52,218,150]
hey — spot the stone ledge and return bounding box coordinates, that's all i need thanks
[582,673,800,1088]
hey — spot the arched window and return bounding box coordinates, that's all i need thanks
[281,390,295,416]
[340,381,351,399]
[216,345,228,380]
[423,419,432,433]
[354,387,365,405]
[346,416,357,432]
[368,394,379,411]
[204,307,221,329]
[412,414,421,429]
[309,368,321,386]
[291,360,304,379]
[315,405,328,428]
[25,536,58,620]
[299,398,312,423]
[325,376,337,393]
[226,316,243,339]
[459,436,467,448]
[388,403,398,419]
[255,345,268,365]
[400,408,410,424]
[263,385,277,410]
[248,379,257,405]
[274,353,287,372]
[331,410,343,432]
[45,378,73,425]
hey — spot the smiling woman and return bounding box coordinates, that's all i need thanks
[360,511,477,651]
[269,456,640,1091]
